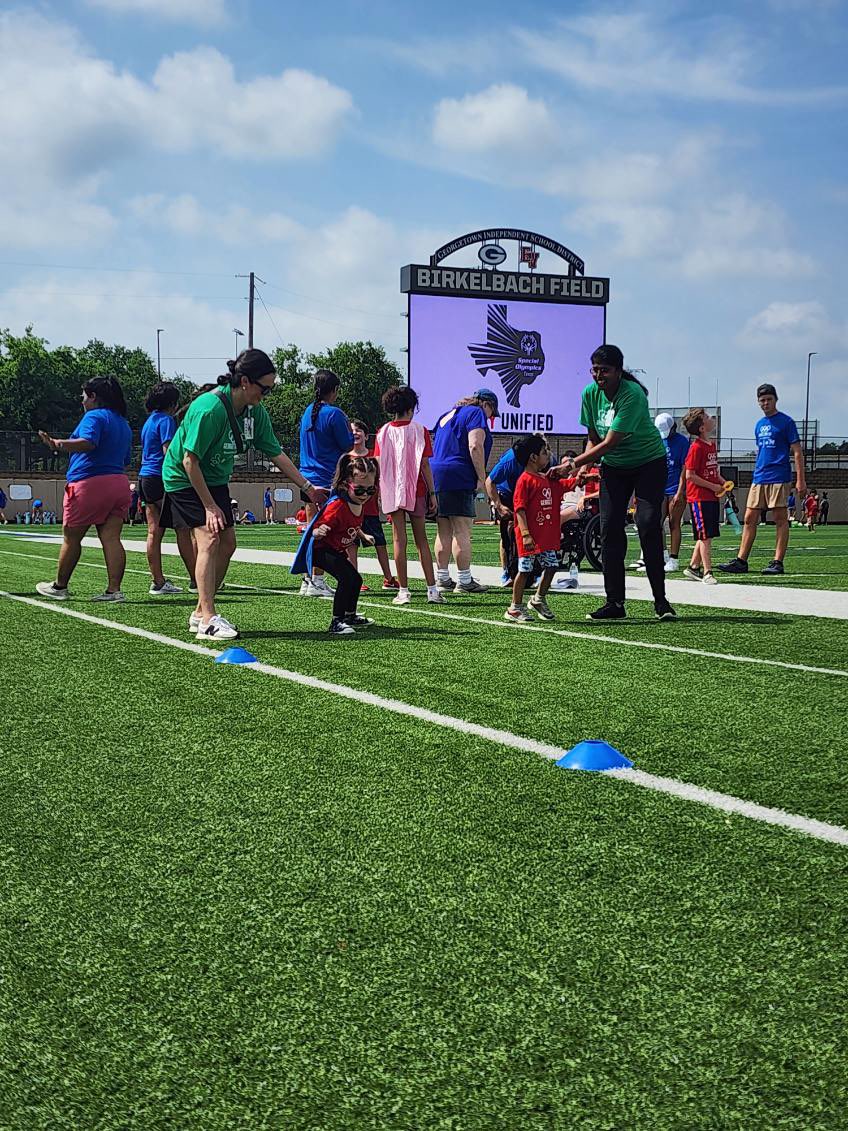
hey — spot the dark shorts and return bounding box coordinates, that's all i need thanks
[360,514,386,547]
[138,475,165,505]
[690,500,720,541]
[436,489,476,518]
[161,483,235,531]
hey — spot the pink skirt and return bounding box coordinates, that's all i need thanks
[64,475,131,528]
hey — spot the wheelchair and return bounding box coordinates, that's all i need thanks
[558,496,603,572]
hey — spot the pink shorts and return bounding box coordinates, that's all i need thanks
[389,494,427,519]
[63,475,131,528]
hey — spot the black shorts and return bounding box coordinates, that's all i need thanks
[138,475,165,504]
[160,483,235,530]
[360,514,387,547]
[690,500,720,541]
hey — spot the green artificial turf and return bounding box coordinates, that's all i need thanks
[2,599,848,1129]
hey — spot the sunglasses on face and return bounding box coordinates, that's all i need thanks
[349,484,376,497]
[251,380,274,398]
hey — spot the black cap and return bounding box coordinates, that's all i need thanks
[757,382,778,399]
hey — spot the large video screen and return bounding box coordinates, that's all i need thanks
[408,292,605,434]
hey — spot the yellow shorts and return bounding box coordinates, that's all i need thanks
[746,483,789,511]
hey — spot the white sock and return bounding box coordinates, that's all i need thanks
[427,584,439,597]
[458,568,472,585]
[398,586,410,596]
[437,568,451,584]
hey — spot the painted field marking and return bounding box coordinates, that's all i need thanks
[3,588,848,849]
[3,546,847,680]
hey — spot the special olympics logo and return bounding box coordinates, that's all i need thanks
[468,303,546,408]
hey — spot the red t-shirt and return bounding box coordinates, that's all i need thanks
[373,421,433,497]
[583,467,600,498]
[316,498,363,552]
[685,439,721,503]
[513,470,566,555]
[805,495,819,515]
[356,449,379,517]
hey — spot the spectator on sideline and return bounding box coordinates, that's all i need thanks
[805,489,819,531]
[654,412,689,572]
[128,484,140,525]
[820,491,830,525]
[430,388,498,594]
[0,483,6,524]
[263,486,274,524]
[719,383,805,577]
[349,418,398,591]
[36,375,132,602]
[485,442,523,584]
[681,408,724,585]
[373,387,441,606]
[298,370,354,598]
[787,490,796,524]
[559,344,676,621]
[161,349,326,641]
[139,381,196,597]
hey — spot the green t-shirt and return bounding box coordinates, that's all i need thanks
[162,388,282,491]
[579,379,666,468]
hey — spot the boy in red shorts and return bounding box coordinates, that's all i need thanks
[805,489,819,531]
[682,408,724,585]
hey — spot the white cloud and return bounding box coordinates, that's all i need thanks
[738,301,843,348]
[433,84,558,152]
[85,0,228,24]
[129,194,305,244]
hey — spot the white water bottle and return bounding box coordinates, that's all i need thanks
[569,563,579,585]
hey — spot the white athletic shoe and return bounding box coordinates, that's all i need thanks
[149,579,183,596]
[313,576,335,596]
[664,558,679,572]
[91,590,126,603]
[298,579,310,596]
[427,590,446,604]
[392,590,412,606]
[630,558,645,570]
[36,581,70,600]
[195,614,239,640]
[702,572,718,585]
[305,581,333,599]
[188,611,202,633]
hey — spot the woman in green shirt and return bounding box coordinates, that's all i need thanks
[161,349,326,641]
[560,344,676,622]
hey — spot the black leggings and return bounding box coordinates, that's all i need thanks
[313,545,362,619]
[498,490,518,580]
[599,456,668,605]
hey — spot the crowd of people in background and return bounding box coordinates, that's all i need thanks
[24,341,831,640]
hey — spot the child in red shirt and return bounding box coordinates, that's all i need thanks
[312,453,379,635]
[804,490,819,530]
[506,434,573,622]
[349,419,399,590]
[682,408,723,585]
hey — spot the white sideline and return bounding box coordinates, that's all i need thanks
[2,545,847,679]
[2,589,847,849]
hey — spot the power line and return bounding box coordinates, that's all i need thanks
[262,279,398,320]
[255,287,286,348]
[0,260,234,277]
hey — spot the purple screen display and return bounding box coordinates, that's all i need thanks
[408,292,605,434]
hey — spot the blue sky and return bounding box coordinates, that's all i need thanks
[0,0,845,438]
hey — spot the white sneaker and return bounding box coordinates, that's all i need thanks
[630,558,645,570]
[427,590,446,604]
[314,576,335,596]
[664,558,679,572]
[298,579,310,596]
[188,611,202,633]
[149,579,183,596]
[195,614,239,640]
[36,581,70,600]
[91,590,126,603]
[305,581,333,599]
[392,590,411,605]
[702,572,718,585]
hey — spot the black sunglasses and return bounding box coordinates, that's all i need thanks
[350,485,376,497]
[250,378,275,397]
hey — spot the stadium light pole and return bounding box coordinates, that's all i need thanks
[156,328,164,378]
[805,351,817,470]
[234,327,245,357]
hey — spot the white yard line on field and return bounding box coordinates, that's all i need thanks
[3,545,847,679]
[3,589,848,849]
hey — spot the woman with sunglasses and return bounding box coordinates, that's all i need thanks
[161,349,325,640]
[558,344,676,621]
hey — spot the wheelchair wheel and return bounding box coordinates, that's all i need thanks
[583,512,603,572]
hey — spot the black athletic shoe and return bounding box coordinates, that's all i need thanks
[344,614,374,628]
[718,557,749,574]
[761,559,785,576]
[329,617,355,636]
[586,602,626,621]
[655,599,678,620]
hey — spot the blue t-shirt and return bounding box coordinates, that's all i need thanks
[264,489,272,507]
[66,408,132,483]
[753,411,800,485]
[0,489,6,508]
[489,449,522,497]
[431,404,493,492]
[298,403,354,488]
[663,432,690,496]
[139,411,177,477]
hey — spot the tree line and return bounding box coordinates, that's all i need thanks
[0,328,404,446]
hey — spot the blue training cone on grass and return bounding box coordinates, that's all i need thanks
[556,740,633,771]
[214,647,258,665]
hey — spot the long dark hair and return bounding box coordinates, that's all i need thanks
[309,369,341,431]
[144,381,180,413]
[217,349,275,390]
[84,376,127,417]
[590,344,649,396]
[331,452,378,495]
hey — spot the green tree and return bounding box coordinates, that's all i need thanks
[76,340,159,431]
[0,328,81,433]
[307,341,403,434]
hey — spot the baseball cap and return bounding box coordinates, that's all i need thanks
[654,412,675,439]
[757,382,778,399]
[474,387,499,416]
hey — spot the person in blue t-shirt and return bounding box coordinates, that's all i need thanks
[0,484,7,524]
[140,381,197,597]
[719,382,805,577]
[654,413,690,572]
[263,486,273,524]
[430,388,498,594]
[298,369,354,597]
[485,443,523,584]
[36,375,132,602]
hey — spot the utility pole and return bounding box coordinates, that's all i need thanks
[805,351,818,471]
[236,272,266,349]
[156,328,163,379]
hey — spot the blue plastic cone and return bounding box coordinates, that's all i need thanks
[555,740,633,771]
[214,646,258,665]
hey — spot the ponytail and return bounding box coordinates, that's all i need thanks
[621,370,650,396]
[218,348,275,390]
[84,375,127,417]
[309,369,341,431]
